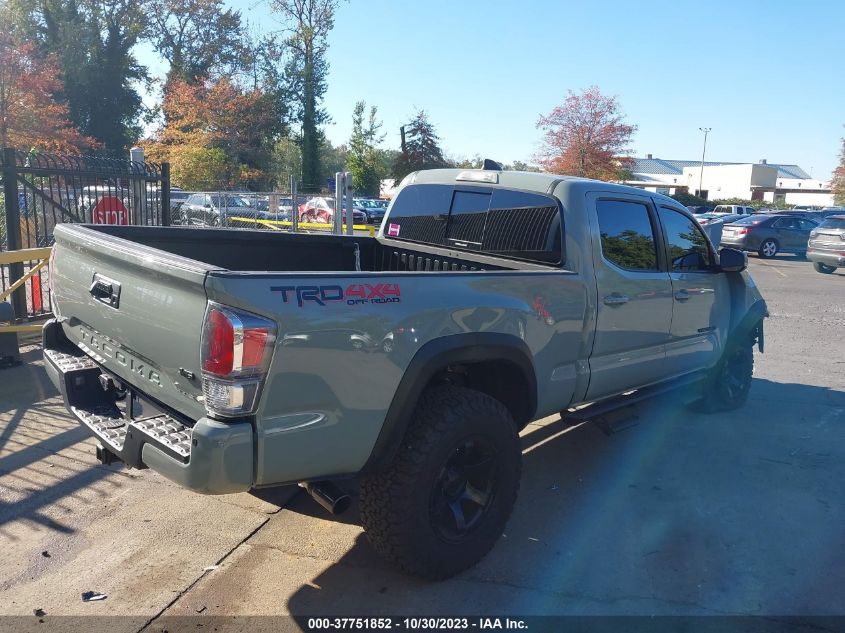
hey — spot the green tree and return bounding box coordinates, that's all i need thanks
[168,145,229,189]
[451,154,483,169]
[318,132,347,190]
[508,160,542,172]
[392,109,448,182]
[10,0,148,155]
[146,0,245,86]
[833,129,845,206]
[600,229,657,270]
[271,0,340,191]
[347,101,384,196]
[271,136,302,189]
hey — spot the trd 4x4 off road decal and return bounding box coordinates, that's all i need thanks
[271,283,401,307]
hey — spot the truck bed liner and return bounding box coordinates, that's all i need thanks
[84,225,535,273]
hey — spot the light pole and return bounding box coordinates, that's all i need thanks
[698,127,711,198]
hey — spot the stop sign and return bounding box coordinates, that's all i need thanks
[92,196,129,225]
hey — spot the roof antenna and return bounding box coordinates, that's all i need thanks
[482,158,503,171]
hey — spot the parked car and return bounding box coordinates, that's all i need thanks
[353,198,387,224]
[806,214,845,274]
[686,205,715,215]
[44,167,768,580]
[168,190,190,223]
[816,207,845,219]
[695,212,743,226]
[254,197,292,223]
[720,214,820,258]
[179,193,258,226]
[298,196,366,225]
[713,204,755,215]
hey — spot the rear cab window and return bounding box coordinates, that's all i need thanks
[386,184,563,265]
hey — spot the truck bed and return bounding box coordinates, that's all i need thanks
[87,225,535,273]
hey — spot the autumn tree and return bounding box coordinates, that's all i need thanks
[9,0,148,155]
[833,129,845,206]
[0,27,94,151]
[347,101,385,196]
[271,0,340,191]
[146,0,245,86]
[536,86,636,181]
[392,110,448,182]
[145,78,281,189]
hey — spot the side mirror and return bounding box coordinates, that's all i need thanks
[719,247,747,273]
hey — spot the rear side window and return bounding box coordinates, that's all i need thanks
[819,219,845,230]
[448,191,490,248]
[386,184,562,265]
[658,207,713,271]
[732,215,769,225]
[595,199,659,271]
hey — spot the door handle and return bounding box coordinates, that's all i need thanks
[674,290,690,302]
[603,293,629,306]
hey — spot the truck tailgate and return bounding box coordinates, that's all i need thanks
[51,224,217,421]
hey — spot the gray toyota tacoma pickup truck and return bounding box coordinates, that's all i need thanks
[43,167,767,579]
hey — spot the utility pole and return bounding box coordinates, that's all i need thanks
[698,127,711,199]
[400,125,407,154]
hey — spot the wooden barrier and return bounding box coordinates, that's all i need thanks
[0,247,51,334]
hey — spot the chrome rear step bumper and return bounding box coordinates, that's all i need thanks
[45,347,193,465]
[42,318,256,494]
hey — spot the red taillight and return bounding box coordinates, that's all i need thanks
[200,303,277,417]
[737,228,750,235]
[203,308,235,376]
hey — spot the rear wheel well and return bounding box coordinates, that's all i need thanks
[427,360,534,429]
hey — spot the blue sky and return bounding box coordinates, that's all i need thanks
[137,0,845,179]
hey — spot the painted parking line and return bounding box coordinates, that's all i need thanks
[753,260,789,277]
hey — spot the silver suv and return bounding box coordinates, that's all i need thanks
[807,214,845,274]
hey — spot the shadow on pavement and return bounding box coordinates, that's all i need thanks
[283,377,845,616]
[0,347,124,537]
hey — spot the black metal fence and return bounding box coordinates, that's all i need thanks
[1,147,170,322]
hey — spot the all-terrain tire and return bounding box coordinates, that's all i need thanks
[698,343,754,412]
[359,385,521,580]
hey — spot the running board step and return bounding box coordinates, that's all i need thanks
[563,372,706,432]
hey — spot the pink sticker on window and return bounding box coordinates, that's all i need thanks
[387,223,401,237]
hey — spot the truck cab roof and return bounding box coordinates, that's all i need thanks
[405,168,681,207]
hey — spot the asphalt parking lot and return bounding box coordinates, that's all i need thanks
[1,256,843,627]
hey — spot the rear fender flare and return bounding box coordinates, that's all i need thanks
[360,333,536,474]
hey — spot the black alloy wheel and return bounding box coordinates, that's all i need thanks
[429,435,498,543]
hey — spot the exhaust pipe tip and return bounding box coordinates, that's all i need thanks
[302,481,351,515]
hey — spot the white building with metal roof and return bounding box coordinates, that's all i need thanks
[623,155,833,206]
